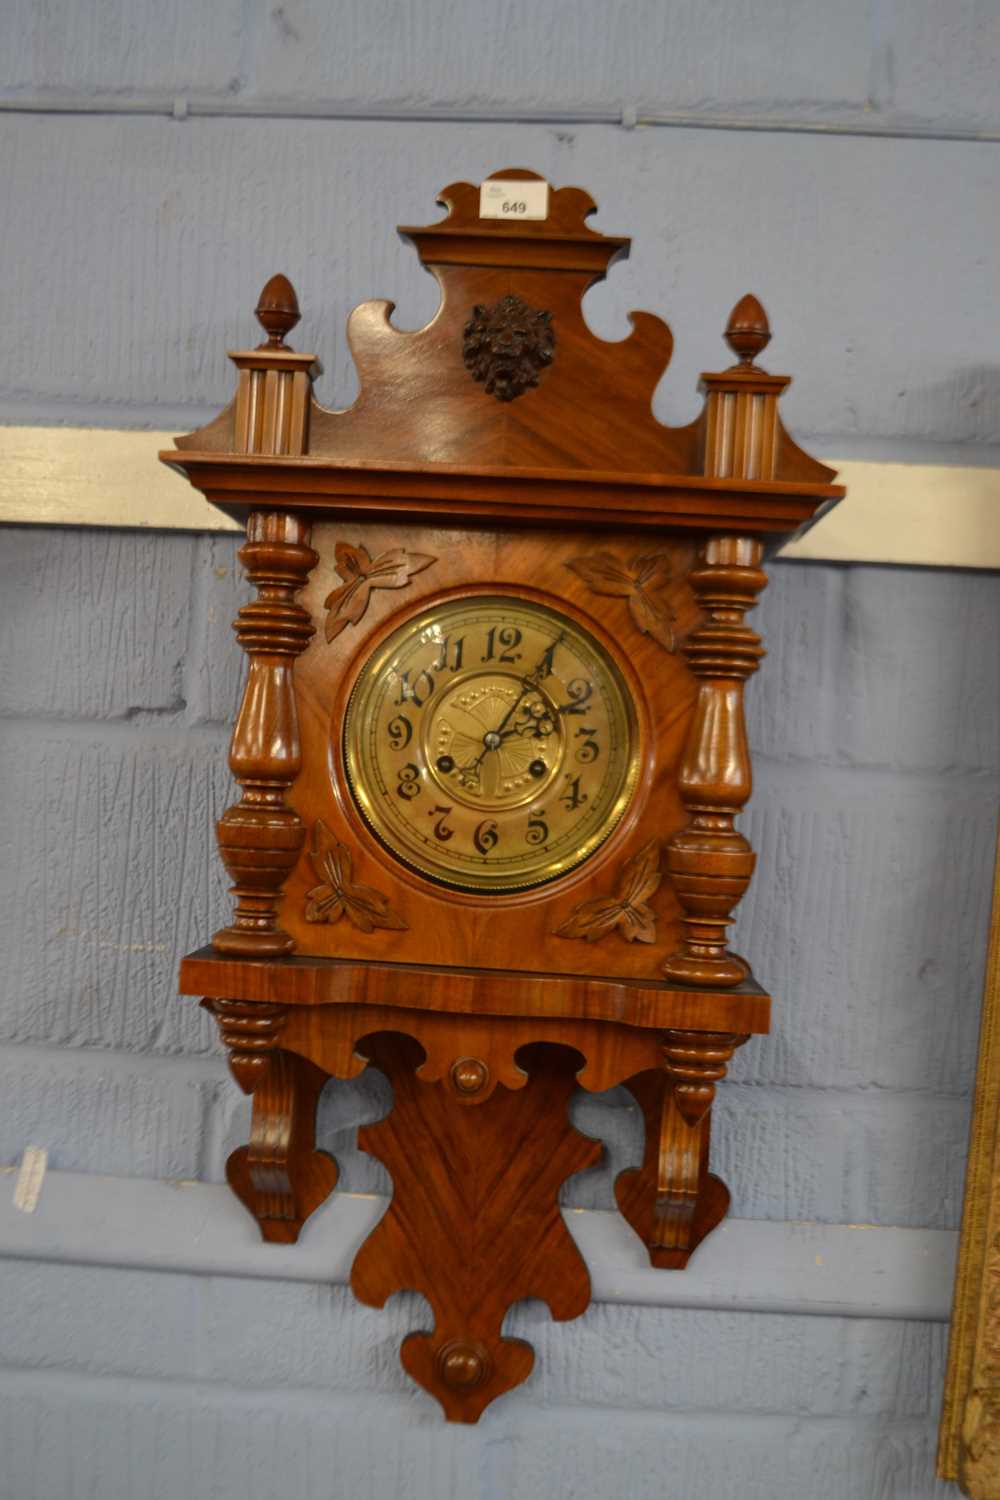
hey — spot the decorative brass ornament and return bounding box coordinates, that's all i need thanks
[342,595,640,892]
[462,294,555,402]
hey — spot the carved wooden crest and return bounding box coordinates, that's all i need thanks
[463,294,555,402]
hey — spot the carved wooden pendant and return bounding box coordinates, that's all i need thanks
[352,1035,598,1421]
[167,167,842,1422]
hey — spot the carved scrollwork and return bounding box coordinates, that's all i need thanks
[463,294,555,402]
[305,820,408,932]
[616,1030,748,1269]
[204,999,338,1243]
[565,551,676,653]
[553,840,661,944]
[323,541,436,643]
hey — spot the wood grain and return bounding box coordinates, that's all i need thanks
[351,1033,599,1421]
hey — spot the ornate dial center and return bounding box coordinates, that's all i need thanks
[424,672,564,810]
[342,595,639,892]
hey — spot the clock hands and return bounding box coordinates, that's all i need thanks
[457,632,565,785]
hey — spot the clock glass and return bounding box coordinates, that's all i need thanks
[342,595,639,892]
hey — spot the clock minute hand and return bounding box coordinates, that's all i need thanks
[489,631,565,738]
[458,632,565,778]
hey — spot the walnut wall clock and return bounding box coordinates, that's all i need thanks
[164,168,844,1423]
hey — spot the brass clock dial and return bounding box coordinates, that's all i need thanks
[342,595,639,892]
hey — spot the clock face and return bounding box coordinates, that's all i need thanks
[342,595,640,892]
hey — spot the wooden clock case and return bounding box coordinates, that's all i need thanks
[164,169,842,1422]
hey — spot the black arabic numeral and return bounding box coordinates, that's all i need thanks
[387,714,412,751]
[473,819,499,855]
[562,678,593,715]
[481,625,523,663]
[396,668,435,708]
[525,811,549,846]
[560,774,588,811]
[433,634,465,673]
[396,763,421,800]
[537,637,559,677]
[575,726,600,763]
[429,805,454,841]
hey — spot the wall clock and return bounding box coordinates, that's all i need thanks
[163,168,843,1422]
[342,592,639,892]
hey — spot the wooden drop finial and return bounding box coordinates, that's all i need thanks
[724,293,770,366]
[255,273,301,348]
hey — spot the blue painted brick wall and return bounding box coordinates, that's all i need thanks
[1,4,999,1496]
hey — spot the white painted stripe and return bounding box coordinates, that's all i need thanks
[1,425,998,568]
[0,1167,957,1321]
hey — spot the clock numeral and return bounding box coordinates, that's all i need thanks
[560,774,588,811]
[396,669,435,708]
[525,811,549,846]
[560,678,593,716]
[575,726,600,763]
[482,625,523,663]
[429,805,454,841]
[473,819,499,855]
[396,763,422,800]
[387,713,413,751]
[433,634,465,673]
[537,637,561,678]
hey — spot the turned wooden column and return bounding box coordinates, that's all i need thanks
[213,276,320,956]
[661,536,765,984]
[662,295,781,987]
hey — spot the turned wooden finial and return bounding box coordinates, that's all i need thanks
[724,293,770,366]
[255,273,301,348]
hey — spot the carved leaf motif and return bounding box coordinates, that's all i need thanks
[553,840,661,944]
[323,542,436,643]
[564,552,633,597]
[566,551,676,653]
[305,820,408,932]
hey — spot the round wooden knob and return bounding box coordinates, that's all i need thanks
[451,1057,489,1095]
[437,1340,489,1388]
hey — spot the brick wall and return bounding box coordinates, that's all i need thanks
[1,4,999,1495]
